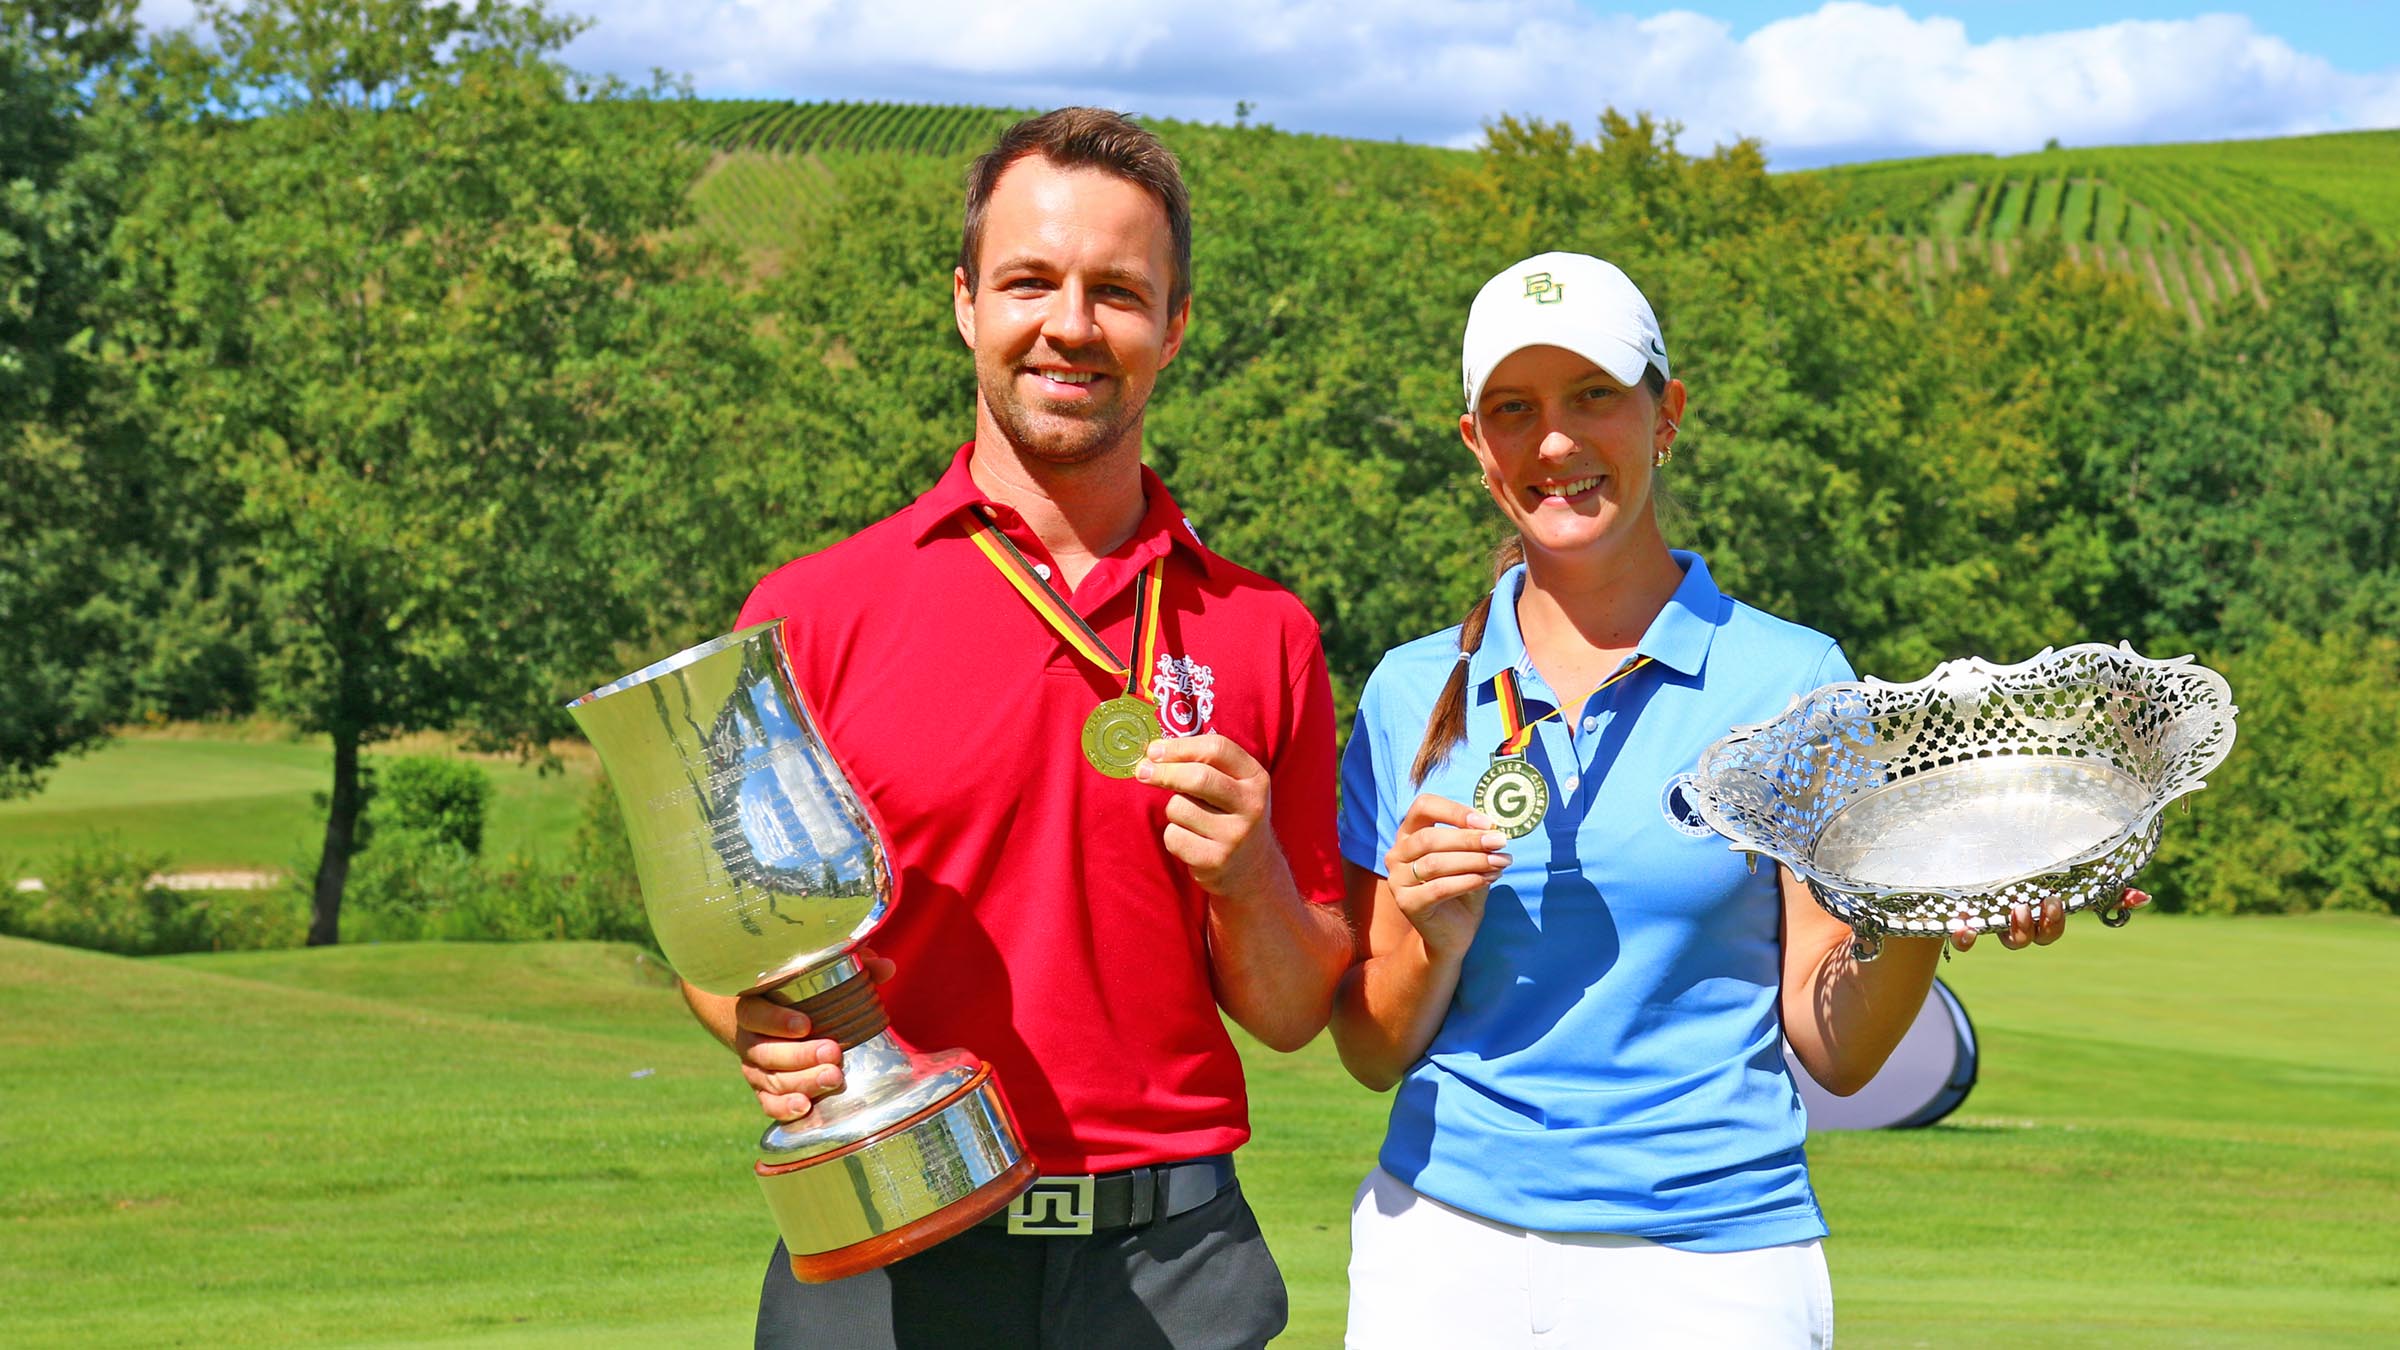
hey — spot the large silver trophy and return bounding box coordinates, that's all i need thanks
[1687,643,2236,955]
[568,622,1035,1282]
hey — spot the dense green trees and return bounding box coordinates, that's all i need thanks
[1,1,143,796]
[8,6,2393,925]
[2114,232,2400,655]
[2147,626,2400,914]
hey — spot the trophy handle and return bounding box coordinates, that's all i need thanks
[748,958,1037,1282]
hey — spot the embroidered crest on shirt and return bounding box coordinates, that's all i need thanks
[1660,771,1717,837]
[1151,654,1216,737]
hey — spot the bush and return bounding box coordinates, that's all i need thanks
[172,884,307,951]
[557,774,651,946]
[0,835,172,953]
[371,756,494,855]
[0,834,301,954]
[339,830,490,940]
[2146,627,2400,915]
[453,863,575,942]
[0,770,647,955]
[332,775,654,948]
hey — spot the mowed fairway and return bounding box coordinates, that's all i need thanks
[0,728,595,875]
[1819,912,2400,1348]
[2,914,2394,1347]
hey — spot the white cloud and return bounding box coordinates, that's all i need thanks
[137,0,197,28]
[137,1,2400,165]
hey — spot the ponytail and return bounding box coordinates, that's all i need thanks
[1409,535,1526,784]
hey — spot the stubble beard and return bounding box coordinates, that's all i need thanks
[978,352,1147,469]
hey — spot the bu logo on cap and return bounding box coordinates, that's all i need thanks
[1523,272,1565,304]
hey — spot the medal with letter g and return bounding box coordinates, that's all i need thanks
[1474,755,1549,838]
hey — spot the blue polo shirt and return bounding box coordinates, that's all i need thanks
[1338,551,1854,1251]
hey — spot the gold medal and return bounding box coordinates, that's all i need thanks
[968,511,1174,780]
[1471,658,1651,838]
[1082,697,1161,778]
[1474,756,1550,838]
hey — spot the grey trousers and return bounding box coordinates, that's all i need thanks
[755,1181,1288,1349]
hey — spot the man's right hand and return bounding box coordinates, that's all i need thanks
[726,954,895,1121]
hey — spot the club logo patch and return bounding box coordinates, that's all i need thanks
[1660,772,1717,837]
[1523,271,1565,304]
[1150,654,1216,737]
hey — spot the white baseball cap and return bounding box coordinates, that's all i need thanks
[1461,252,1669,412]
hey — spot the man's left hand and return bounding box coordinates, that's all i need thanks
[1137,733,1284,899]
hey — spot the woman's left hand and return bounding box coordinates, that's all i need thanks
[1947,886,2150,951]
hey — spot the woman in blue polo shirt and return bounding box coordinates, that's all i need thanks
[1330,253,2116,1348]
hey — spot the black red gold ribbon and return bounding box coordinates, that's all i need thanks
[1489,656,1655,757]
[968,509,1165,703]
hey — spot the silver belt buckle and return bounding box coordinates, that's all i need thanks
[1005,1175,1096,1235]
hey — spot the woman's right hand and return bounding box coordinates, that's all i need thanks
[1385,795,1511,963]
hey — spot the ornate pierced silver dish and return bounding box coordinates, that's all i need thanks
[1687,643,2236,954]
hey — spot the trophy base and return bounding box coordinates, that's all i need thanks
[758,1062,1036,1284]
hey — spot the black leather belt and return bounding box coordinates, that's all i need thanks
[983,1154,1235,1236]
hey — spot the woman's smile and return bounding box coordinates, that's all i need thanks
[1523,472,1606,508]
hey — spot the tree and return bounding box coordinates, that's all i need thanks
[111,0,719,943]
[0,0,141,796]
[2112,233,2400,657]
[743,155,976,580]
[2147,626,2400,915]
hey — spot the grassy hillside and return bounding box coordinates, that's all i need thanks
[658,97,2398,327]
[1818,129,2400,324]
[700,100,1030,158]
[4,913,2395,1346]
[675,98,1459,267]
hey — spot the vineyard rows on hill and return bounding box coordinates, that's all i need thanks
[1825,130,2398,326]
[645,99,2400,329]
[1845,166,2285,327]
[681,101,1035,254]
[700,100,1029,158]
[677,100,1457,269]
[1884,232,2262,330]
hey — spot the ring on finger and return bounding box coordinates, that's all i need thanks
[1409,860,1425,885]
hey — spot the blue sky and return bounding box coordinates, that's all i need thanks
[135,2,2400,167]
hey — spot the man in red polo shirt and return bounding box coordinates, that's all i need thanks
[677,107,1352,1348]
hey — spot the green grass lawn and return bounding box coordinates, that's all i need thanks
[0,726,596,876]
[3,913,2395,1346]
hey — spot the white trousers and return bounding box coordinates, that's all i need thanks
[1346,1166,1833,1350]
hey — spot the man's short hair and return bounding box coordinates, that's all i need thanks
[959,107,1193,315]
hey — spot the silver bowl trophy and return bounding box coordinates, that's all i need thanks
[568,622,1036,1282]
[1687,643,2237,956]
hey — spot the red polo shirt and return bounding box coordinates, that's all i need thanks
[736,445,1343,1173]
